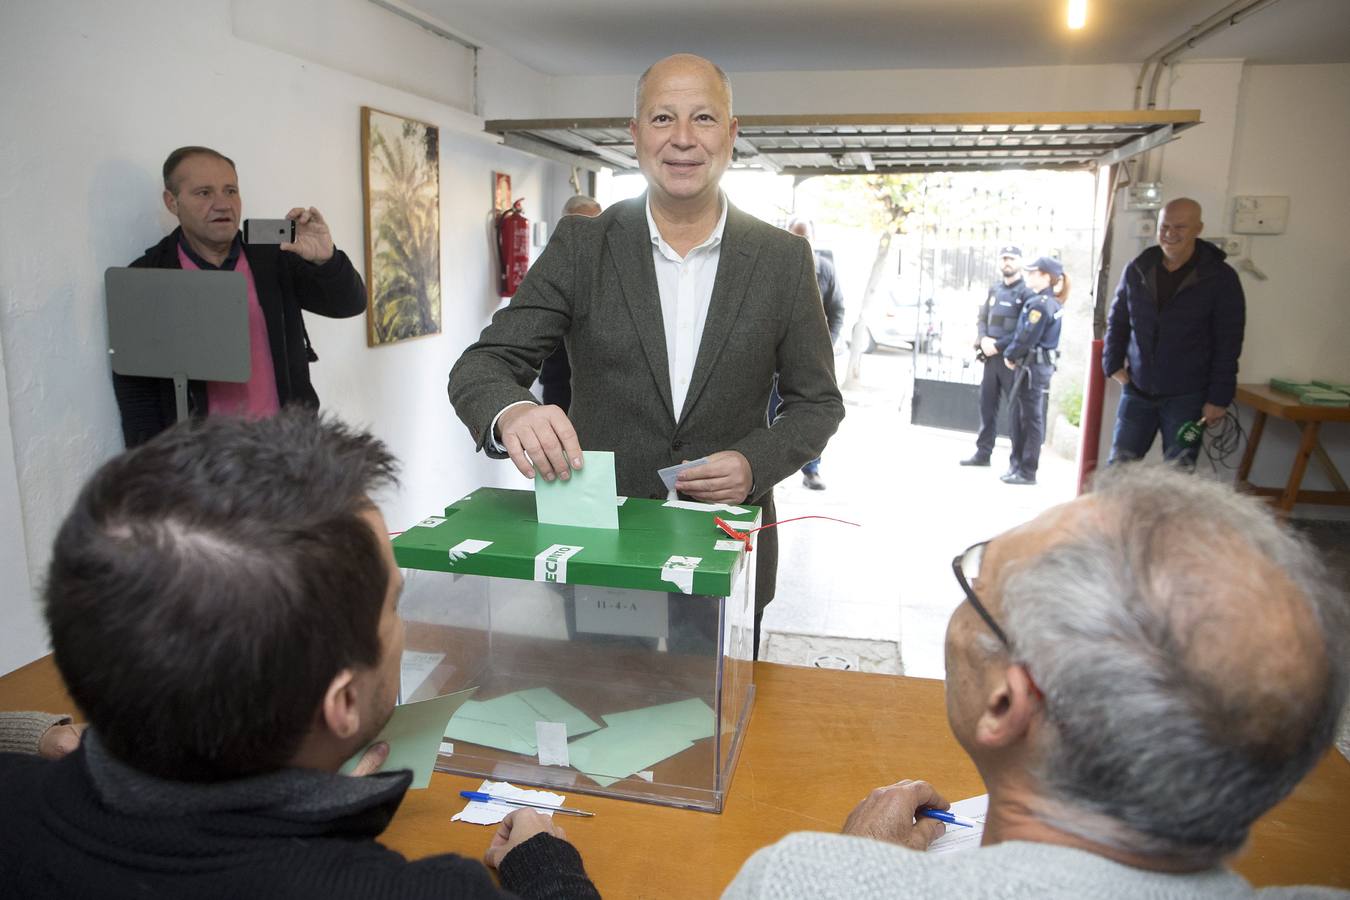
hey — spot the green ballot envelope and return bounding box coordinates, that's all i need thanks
[340,687,477,788]
[534,449,620,529]
[390,487,759,812]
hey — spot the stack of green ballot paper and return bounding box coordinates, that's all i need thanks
[446,687,602,755]
[1270,377,1350,406]
[1270,377,1315,397]
[445,689,718,788]
[569,698,716,787]
[1298,390,1350,407]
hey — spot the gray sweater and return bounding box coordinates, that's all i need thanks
[722,833,1348,899]
[0,710,70,755]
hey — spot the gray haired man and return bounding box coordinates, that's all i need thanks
[725,465,1349,898]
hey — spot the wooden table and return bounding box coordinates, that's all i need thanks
[3,657,1348,896]
[1235,384,1350,515]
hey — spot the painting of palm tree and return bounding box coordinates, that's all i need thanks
[362,107,441,346]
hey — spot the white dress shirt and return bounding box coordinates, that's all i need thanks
[490,196,728,450]
[645,196,728,419]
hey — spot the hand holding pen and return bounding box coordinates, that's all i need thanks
[842,779,951,851]
[918,808,977,828]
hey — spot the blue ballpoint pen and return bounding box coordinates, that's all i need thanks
[459,790,595,817]
[918,808,977,828]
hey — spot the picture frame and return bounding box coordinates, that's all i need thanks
[361,106,442,346]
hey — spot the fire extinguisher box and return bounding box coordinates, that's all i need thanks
[393,487,758,813]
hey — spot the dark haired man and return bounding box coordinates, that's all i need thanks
[0,411,598,899]
[725,465,1348,898]
[112,146,366,448]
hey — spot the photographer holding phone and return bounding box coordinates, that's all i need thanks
[111,145,366,448]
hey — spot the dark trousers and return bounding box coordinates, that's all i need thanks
[1109,385,1206,467]
[1009,362,1054,478]
[975,355,1017,459]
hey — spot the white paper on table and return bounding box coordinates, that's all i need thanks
[451,779,566,826]
[927,794,988,854]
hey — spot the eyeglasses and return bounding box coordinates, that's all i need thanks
[952,541,1010,648]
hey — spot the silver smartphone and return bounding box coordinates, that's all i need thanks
[242,218,296,244]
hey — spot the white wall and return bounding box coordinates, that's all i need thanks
[1226,63,1350,499]
[1228,64,1350,384]
[0,329,38,670]
[0,0,568,673]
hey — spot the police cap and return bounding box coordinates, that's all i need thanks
[1023,256,1064,279]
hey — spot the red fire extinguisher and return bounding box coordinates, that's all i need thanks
[497,198,530,297]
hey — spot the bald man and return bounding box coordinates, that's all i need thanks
[726,465,1348,898]
[449,55,844,655]
[1103,198,1246,466]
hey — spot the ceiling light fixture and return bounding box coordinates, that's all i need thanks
[1067,0,1087,30]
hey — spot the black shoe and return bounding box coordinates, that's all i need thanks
[802,471,826,490]
[1002,472,1037,486]
[960,455,991,467]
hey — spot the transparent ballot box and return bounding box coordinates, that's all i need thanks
[393,488,756,812]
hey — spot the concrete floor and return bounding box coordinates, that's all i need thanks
[761,349,1078,679]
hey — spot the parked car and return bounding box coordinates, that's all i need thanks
[849,288,940,354]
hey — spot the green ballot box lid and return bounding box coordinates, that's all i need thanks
[392,488,758,597]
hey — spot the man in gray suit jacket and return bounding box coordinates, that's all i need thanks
[448,54,844,654]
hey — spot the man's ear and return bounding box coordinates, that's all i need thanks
[163,190,178,217]
[319,668,362,741]
[973,663,1040,749]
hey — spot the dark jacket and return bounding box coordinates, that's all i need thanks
[450,196,844,611]
[0,733,599,899]
[1004,287,1062,363]
[813,249,847,343]
[977,277,1034,351]
[112,228,366,447]
[1103,239,1246,407]
[450,195,843,505]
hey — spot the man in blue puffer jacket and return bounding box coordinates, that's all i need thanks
[1103,197,1246,466]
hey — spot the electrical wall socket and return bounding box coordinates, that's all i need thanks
[1134,216,1156,238]
[1209,235,1247,258]
[810,652,859,671]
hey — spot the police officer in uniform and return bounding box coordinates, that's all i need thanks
[961,245,1034,468]
[1001,256,1067,486]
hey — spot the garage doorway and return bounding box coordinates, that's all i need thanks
[597,166,1101,678]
